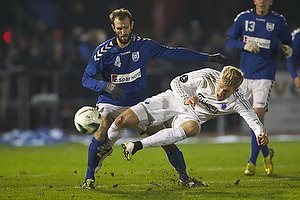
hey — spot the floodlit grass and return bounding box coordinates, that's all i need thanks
[0,140,300,199]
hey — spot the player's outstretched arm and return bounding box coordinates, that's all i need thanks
[207,53,228,65]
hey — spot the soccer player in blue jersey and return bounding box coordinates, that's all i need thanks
[226,0,300,176]
[81,8,228,189]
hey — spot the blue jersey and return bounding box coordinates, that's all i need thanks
[288,28,300,76]
[82,35,209,106]
[226,8,296,80]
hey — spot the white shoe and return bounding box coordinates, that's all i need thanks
[95,147,113,173]
[121,142,134,161]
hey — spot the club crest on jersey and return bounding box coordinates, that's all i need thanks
[266,22,275,32]
[221,104,227,109]
[180,75,188,83]
[114,56,121,67]
[132,51,140,62]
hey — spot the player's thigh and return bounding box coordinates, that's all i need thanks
[115,108,141,128]
[95,103,131,139]
[240,78,253,105]
[251,79,274,110]
[172,114,201,137]
[139,92,188,125]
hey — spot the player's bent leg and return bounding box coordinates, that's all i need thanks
[84,137,106,184]
[83,118,110,186]
[164,145,190,182]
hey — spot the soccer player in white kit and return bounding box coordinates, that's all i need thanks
[106,66,269,186]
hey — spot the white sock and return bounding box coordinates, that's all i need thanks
[105,121,125,148]
[141,127,187,148]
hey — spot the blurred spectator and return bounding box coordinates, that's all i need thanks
[27,0,57,30]
[78,28,107,63]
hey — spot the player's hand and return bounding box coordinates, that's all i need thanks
[256,133,269,146]
[294,77,300,88]
[281,44,293,58]
[184,96,200,110]
[207,53,228,65]
[105,82,124,100]
[244,43,260,53]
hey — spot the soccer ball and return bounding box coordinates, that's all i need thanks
[74,106,102,135]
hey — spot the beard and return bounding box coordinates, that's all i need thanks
[116,30,132,45]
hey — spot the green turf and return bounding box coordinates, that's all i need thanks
[0,140,299,200]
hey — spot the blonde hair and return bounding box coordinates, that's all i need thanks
[220,66,244,90]
[109,8,132,25]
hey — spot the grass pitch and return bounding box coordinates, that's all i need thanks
[0,139,300,200]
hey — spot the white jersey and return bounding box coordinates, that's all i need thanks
[170,68,265,136]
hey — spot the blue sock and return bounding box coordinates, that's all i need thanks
[165,146,189,182]
[261,144,269,158]
[248,130,260,165]
[84,137,106,182]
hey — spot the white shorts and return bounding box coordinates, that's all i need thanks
[96,103,164,134]
[96,103,130,121]
[130,90,200,128]
[239,78,274,110]
[171,114,201,130]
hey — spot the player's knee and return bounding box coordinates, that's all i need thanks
[181,121,201,137]
[94,123,109,140]
[115,115,126,128]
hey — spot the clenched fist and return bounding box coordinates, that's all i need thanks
[257,133,269,146]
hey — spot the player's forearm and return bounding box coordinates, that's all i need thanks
[160,46,209,61]
[240,110,265,136]
[225,36,245,50]
[82,72,107,92]
[286,57,298,80]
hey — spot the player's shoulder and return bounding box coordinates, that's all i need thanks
[269,10,288,24]
[93,38,115,61]
[132,35,153,43]
[292,28,300,40]
[234,8,254,21]
[95,38,114,50]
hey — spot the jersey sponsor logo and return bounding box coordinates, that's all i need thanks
[243,35,271,49]
[197,93,218,114]
[132,51,140,62]
[266,22,275,32]
[179,75,188,83]
[111,68,141,84]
